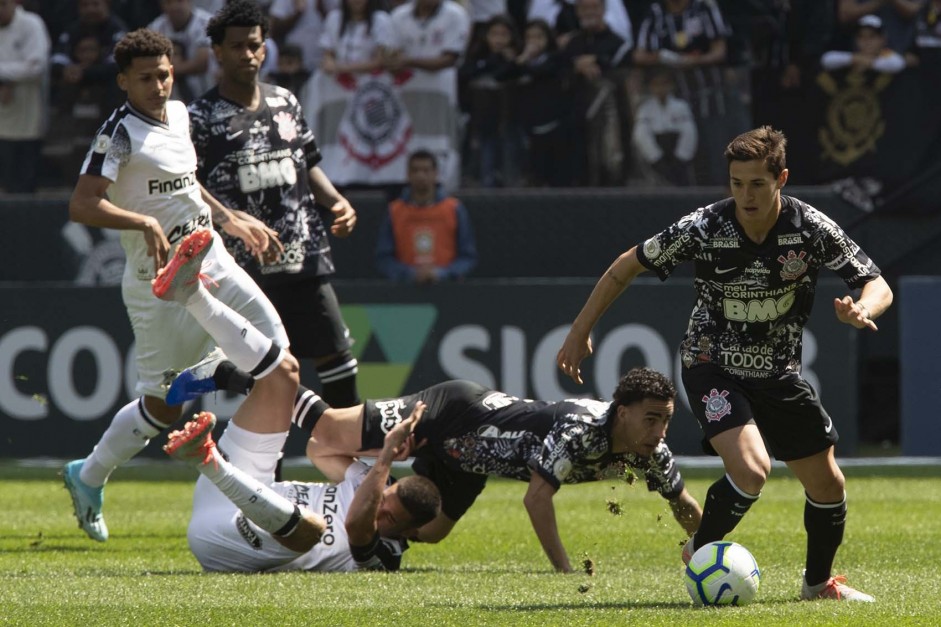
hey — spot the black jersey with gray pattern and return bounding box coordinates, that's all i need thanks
[636,195,880,380]
[432,393,684,498]
[188,83,333,284]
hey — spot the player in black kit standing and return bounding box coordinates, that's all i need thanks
[188,0,360,407]
[558,127,892,602]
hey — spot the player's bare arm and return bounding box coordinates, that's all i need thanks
[198,183,277,262]
[308,166,357,238]
[70,173,170,272]
[669,488,703,536]
[523,473,572,573]
[558,246,647,384]
[345,403,425,545]
[833,275,894,331]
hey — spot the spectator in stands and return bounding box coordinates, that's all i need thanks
[376,150,478,283]
[50,0,127,112]
[632,68,698,186]
[270,43,311,96]
[459,14,523,187]
[319,0,395,76]
[911,0,941,57]
[561,0,632,186]
[633,0,733,185]
[42,0,159,43]
[0,0,50,194]
[822,14,908,72]
[527,0,633,48]
[386,0,470,100]
[148,0,214,102]
[269,0,341,77]
[633,0,729,70]
[510,19,573,187]
[836,0,925,54]
[387,0,470,190]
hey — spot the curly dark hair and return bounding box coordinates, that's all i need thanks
[395,475,441,529]
[724,125,787,178]
[206,0,269,46]
[114,29,173,72]
[612,367,676,408]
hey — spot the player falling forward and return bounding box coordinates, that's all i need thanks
[170,365,702,572]
[62,29,299,542]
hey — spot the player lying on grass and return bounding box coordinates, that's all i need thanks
[164,401,440,572]
[169,364,702,572]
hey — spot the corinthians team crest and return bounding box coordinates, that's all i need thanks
[702,388,731,422]
[778,249,808,280]
[817,71,891,166]
[338,75,412,168]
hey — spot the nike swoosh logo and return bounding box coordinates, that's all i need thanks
[824,418,832,434]
[226,130,243,140]
[715,267,737,274]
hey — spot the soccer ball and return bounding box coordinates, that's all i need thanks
[685,541,761,606]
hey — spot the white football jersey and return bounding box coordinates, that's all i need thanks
[81,100,220,284]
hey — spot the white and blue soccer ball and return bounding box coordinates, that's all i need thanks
[684,541,761,606]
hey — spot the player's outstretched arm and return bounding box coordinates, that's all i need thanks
[70,174,170,271]
[558,246,647,384]
[198,183,282,263]
[668,488,703,536]
[833,276,893,331]
[345,403,425,545]
[523,473,572,573]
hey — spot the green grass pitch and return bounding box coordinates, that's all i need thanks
[1,462,939,626]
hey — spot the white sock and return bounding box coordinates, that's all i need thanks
[80,399,163,487]
[199,446,299,536]
[183,285,283,377]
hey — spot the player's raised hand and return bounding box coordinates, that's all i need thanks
[329,198,357,238]
[834,295,878,331]
[384,401,426,459]
[557,331,592,385]
[225,210,284,264]
[142,216,171,274]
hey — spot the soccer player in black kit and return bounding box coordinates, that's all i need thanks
[294,368,702,573]
[558,127,893,601]
[187,0,361,407]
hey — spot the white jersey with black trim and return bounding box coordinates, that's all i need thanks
[80,100,224,285]
[268,461,407,572]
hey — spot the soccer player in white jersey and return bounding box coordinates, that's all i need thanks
[163,400,440,572]
[62,29,300,543]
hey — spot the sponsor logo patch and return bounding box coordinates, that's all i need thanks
[93,134,111,154]
[643,237,661,259]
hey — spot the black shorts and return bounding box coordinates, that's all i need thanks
[681,363,838,461]
[361,380,493,521]
[263,276,352,359]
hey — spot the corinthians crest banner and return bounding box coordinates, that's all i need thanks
[790,63,941,193]
[304,69,461,190]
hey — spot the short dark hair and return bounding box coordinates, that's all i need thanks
[206,0,269,46]
[114,29,173,72]
[724,126,787,178]
[408,149,437,169]
[396,475,441,529]
[612,367,676,408]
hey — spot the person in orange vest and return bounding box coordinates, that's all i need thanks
[376,149,478,283]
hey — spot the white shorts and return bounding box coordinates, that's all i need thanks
[123,231,289,398]
[187,425,303,572]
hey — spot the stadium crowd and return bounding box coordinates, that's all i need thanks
[3,0,940,194]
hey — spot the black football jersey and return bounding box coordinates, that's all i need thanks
[636,195,881,380]
[188,83,333,284]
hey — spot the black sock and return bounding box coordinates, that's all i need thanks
[316,352,359,407]
[804,493,846,587]
[213,360,255,396]
[694,474,759,550]
[291,386,331,435]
